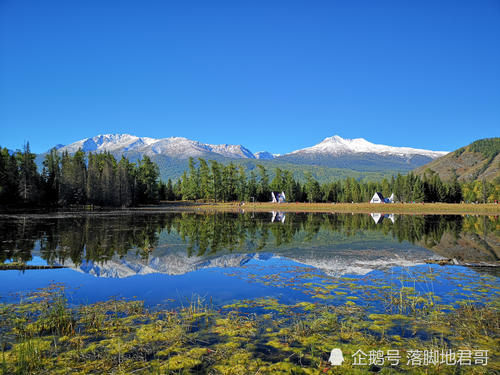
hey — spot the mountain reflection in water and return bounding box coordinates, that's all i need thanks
[0,212,498,278]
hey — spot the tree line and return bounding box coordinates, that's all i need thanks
[2,147,499,207]
[0,144,160,207]
[169,157,499,203]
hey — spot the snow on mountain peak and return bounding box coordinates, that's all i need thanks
[55,133,447,161]
[290,135,448,158]
[60,134,157,153]
[58,134,257,159]
[255,151,275,160]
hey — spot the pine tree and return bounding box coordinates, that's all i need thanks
[42,148,61,204]
[137,155,159,203]
[0,147,19,204]
[246,170,257,202]
[237,166,247,201]
[283,170,296,202]
[304,172,321,202]
[117,156,132,206]
[256,165,269,201]
[412,178,425,202]
[198,158,211,201]
[72,150,87,204]
[210,160,222,202]
[17,142,39,203]
[166,178,175,201]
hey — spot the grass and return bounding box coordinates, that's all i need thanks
[0,262,66,271]
[0,276,498,374]
[159,201,500,215]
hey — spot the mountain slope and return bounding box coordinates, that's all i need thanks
[287,135,446,158]
[43,133,449,182]
[277,135,447,172]
[414,138,500,182]
[58,134,256,159]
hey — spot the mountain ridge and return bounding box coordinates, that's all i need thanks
[414,137,500,182]
[38,133,450,182]
[56,133,448,160]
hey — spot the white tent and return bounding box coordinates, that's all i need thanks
[371,213,396,224]
[271,191,286,203]
[370,192,385,203]
[271,211,286,223]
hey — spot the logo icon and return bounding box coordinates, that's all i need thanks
[329,348,344,366]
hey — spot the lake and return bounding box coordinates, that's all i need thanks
[0,211,499,373]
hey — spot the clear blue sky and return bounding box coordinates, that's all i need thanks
[1,0,499,154]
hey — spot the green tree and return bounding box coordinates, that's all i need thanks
[256,165,270,201]
[42,147,61,204]
[209,160,222,202]
[137,155,159,203]
[17,142,39,203]
[198,158,211,201]
[0,147,19,204]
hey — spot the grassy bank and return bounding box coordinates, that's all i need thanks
[0,262,67,271]
[1,280,498,374]
[159,201,500,215]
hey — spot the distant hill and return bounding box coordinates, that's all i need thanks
[275,135,447,172]
[415,138,500,182]
[35,133,448,183]
[111,152,398,183]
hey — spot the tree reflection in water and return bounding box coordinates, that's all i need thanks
[0,212,498,266]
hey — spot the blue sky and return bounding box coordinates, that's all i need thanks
[1,0,499,154]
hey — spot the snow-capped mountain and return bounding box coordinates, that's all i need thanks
[255,151,276,160]
[146,137,255,159]
[56,133,447,160]
[60,246,439,279]
[59,134,157,153]
[58,134,256,159]
[276,135,448,172]
[64,252,263,278]
[287,135,448,158]
[47,133,449,180]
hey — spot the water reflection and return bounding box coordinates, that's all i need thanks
[370,213,395,224]
[271,211,286,223]
[0,212,498,275]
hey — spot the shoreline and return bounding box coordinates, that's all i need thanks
[0,202,499,216]
[156,201,500,215]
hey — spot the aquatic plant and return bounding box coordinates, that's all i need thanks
[0,281,498,374]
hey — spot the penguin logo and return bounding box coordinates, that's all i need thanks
[329,348,344,366]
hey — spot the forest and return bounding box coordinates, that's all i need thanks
[0,144,160,207]
[1,146,499,207]
[170,157,498,204]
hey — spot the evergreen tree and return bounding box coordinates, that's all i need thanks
[0,147,19,204]
[137,155,159,203]
[42,148,61,204]
[246,170,258,202]
[256,165,270,201]
[412,178,425,202]
[117,156,132,206]
[237,166,247,201]
[17,142,39,203]
[165,178,175,201]
[304,172,321,202]
[209,160,222,202]
[198,158,211,201]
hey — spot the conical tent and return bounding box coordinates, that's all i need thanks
[370,192,385,203]
[271,191,286,203]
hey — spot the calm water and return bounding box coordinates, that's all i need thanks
[0,211,499,311]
